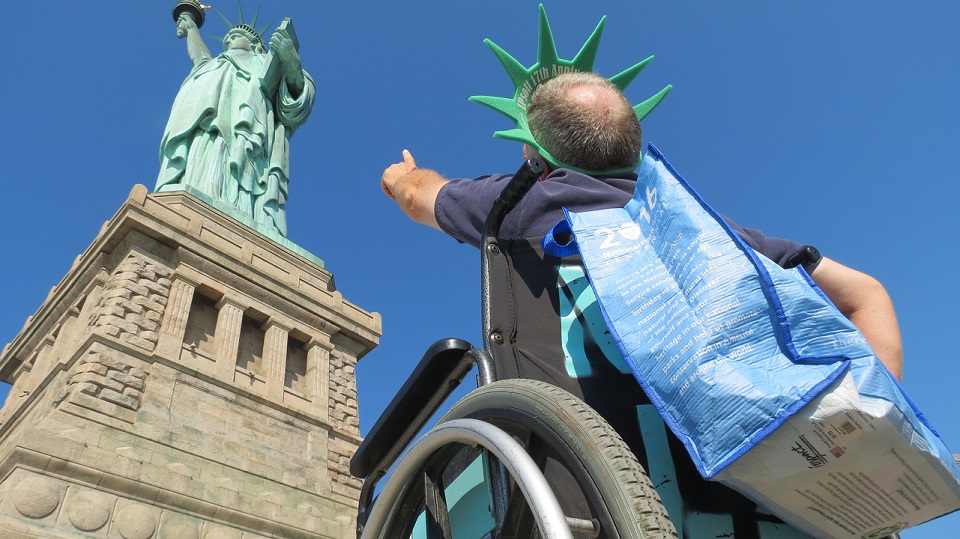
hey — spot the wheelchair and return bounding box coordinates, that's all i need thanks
[350,159,836,539]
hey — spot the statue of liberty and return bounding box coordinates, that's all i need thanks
[156,2,316,238]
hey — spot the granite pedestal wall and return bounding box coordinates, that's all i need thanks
[0,185,381,538]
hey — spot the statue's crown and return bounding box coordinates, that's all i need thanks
[230,23,264,47]
[470,5,671,175]
[216,5,273,50]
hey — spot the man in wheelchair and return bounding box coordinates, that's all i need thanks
[372,9,903,539]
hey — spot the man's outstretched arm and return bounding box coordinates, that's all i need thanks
[811,257,903,380]
[381,150,447,231]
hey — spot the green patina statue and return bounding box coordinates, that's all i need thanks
[156,2,315,238]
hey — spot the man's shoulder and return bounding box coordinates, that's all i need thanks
[440,173,512,197]
[540,168,637,201]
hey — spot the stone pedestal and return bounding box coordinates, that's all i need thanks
[0,185,381,538]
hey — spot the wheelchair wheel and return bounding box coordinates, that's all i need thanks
[441,379,676,538]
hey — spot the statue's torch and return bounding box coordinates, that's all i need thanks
[173,0,211,29]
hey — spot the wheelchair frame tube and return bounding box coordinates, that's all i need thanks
[480,158,545,357]
[359,418,573,539]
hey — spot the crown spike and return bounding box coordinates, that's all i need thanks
[484,39,532,93]
[238,2,245,25]
[258,19,275,40]
[536,4,560,67]
[571,16,606,72]
[609,55,654,91]
[218,10,232,28]
[633,85,672,122]
[469,95,524,123]
[493,128,538,146]
[250,5,261,28]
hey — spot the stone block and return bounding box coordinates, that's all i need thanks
[97,376,127,394]
[100,315,140,335]
[57,427,99,446]
[221,453,251,473]
[236,493,280,522]
[78,381,102,396]
[102,287,133,301]
[200,484,242,509]
[137,461,190,493]
[58,487,115,535]
[280,471,307,490]
[142,283,170,298]
[109,371,146,391]
[111,500,162,539]
[115,271,141,282]
[100,324,122,338]
[95,431,138,452]
[256,489,285,506]
[202,523,244,538]
[99,304,128,319]
[96,472,145,501]
[71,392,135,423]
[121,334,156,351]
[238,477,268,498]
[122,302,147,316]
[4,472,65,523]
[100,389,139,411]
[125,282,151,298]
[211,477,245,496]
[79,361,110,376]
[158,513,203,539]
[133,296,166,314]
[166,462,198,479]
[91,353,132,373]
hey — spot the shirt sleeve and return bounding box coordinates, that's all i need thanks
[723,216,821,271]
[435,174,512,248]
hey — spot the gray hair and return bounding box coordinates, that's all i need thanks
[527,72,641,172]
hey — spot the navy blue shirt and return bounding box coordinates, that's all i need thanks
[436,168,810,268]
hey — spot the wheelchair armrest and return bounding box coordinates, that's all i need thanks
[350,338,478,480]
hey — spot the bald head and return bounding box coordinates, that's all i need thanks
[527,72,642,172]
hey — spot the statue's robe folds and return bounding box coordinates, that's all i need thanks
[156,49,316,237]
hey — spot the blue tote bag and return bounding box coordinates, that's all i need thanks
[544,144,960,538]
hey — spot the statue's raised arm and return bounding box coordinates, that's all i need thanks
[173,1,212,65]
[156,3,316,240]
[176,12,212,65]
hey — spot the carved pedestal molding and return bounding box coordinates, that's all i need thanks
[263,319,291,402]
[307,336,333,421]
[156,277,197,358]
[0,186,381,538]
[214,296,246,380]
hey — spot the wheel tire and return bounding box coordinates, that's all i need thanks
[440,379,677,538]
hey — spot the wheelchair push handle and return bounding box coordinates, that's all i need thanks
[482,157,545,241]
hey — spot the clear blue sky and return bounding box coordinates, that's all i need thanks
[2,2,957,536]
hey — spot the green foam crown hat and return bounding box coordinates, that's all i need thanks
[470,5,671,175]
